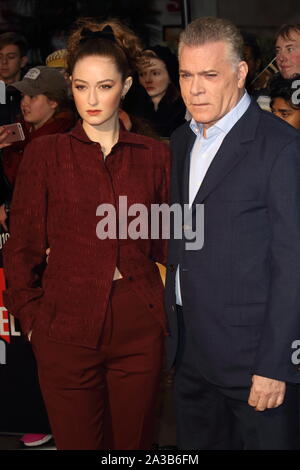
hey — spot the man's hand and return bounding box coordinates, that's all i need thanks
[248,375,286,411]
[0,204,8,231]
[0,126,12,149]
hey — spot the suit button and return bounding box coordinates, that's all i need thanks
[172,305,175,311]
[149,304,154,308]
[128,276,134,281]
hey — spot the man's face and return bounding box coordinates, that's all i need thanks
[271,97,300,130]
[0,44,27,84]
[179,41,248,130]
[276,31,300,79]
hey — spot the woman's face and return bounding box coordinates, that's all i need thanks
[271,97,300,130]
[71,55,131,130]
[21,94,58,129]
[138,58,170,102]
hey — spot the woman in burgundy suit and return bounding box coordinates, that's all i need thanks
[3,19,170,450]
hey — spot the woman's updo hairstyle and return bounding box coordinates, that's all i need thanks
[67,18,143,80]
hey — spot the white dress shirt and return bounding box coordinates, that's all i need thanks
[175,92,251,306]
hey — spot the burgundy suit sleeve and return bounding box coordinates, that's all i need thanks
[150,142,171,266]
[3,137,49,335]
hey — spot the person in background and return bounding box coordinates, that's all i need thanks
[241,31,262,95]
[0,64,75,447]
[256,23,300,113]
[0,32,28,85]
[3,18,170,450]
[0,33,29,227]
[45,48,72,94]
[269,73,300,130]
[275,24,300,79]
[0,33,29,231]
[130,45,186,138]
[0,65,76,229]
[0,32,29,126]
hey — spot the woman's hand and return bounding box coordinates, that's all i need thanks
[28,330,33,342]
[0,126,12,149]
[0,204,8,231]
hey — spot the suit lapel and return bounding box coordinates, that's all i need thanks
[191,100,261,207]
[182,130,196,206]
[172,124,196,206]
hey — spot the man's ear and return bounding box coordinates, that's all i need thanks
[237,61,248,88]
[122,76,133,98]
[20,56,28,69]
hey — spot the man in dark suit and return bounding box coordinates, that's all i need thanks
[165,17,300,450]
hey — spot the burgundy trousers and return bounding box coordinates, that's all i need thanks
[31,278,164,450]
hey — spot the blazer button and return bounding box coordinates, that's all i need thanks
[172,305,175,311]
[149,304,154,309]
[128,276,134,281]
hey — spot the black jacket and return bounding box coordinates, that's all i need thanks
[165,100,300,387]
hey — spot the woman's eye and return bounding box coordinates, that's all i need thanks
[100,84,112,89]
[75,85,85,90]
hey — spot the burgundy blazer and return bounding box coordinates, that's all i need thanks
[3,121,170,348]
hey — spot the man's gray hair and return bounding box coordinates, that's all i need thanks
[179,17,243,68]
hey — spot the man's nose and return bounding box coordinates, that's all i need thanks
[190,77,205,95]
[276,51,287,63]
[0,55,8,64]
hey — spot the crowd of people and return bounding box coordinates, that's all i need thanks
[0,15,300,450]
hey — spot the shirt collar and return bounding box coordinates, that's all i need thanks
[69,119,148,146]
[190,91,251,138]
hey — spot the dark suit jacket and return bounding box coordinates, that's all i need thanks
[3,121,170,347]
[165,99,300,387]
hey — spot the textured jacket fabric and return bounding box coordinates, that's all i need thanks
[165,100,300,387]
[3,120,170,347]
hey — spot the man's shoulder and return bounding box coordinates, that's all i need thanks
[244,100,300,144]
[258,107,299,139]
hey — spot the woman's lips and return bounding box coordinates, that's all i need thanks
[87,110,102,115]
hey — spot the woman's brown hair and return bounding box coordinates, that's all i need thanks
[67,18,143,80]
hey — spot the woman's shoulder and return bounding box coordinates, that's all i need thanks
[124,130,169,152]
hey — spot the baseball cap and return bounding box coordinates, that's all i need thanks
[11,65,68,100]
